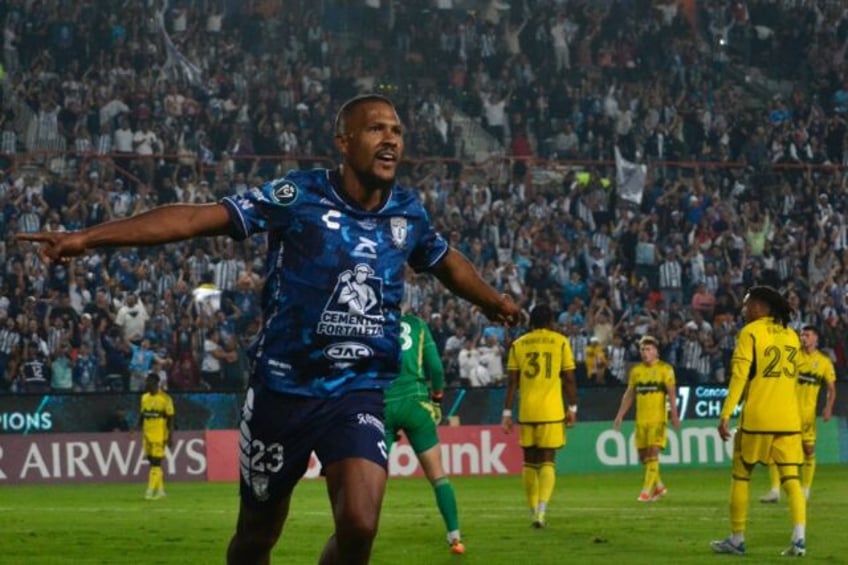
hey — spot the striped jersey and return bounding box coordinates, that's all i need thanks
[222,168,448,397]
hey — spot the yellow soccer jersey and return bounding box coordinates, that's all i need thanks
[627,360,675,424]
[507,328,576,423]
[140,391,175,443]
[796,349,836,419]
[721,317,801,433]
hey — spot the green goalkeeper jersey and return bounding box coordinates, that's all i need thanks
[384,314,445,402]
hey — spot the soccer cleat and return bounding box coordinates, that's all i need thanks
[531,511,546,529]
[449,539,466,555]
[781,539,806,557]
[760,490,780,503]
[144,489,155,500]
[652,484,668,500]
[154,490,167,499]
[637,491,654,502]
[710,538,746,555]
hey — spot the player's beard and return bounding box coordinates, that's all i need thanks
[354,162,396,193]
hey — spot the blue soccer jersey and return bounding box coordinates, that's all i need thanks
[221,168,448,397]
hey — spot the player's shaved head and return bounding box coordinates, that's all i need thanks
[334,94,396,136]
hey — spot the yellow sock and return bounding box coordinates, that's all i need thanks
[538,463,556,509]
[768,463,781,491]
[642,458,658,492]
[801,454,815,490]
[783,476,806,530]
[150,466,163,492]
[522,464,539,512]
[730,477,750,535]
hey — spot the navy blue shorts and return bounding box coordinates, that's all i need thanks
[238,384,387,508]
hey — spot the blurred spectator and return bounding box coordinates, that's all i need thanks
[73,341,99,392]
[200,327,229,389]
[585,336,609,386]
[114,293,149,343]
[101,407,131,432]
[220,334,247,391]
[458,336,489,387]
[477,332,505,385]
[50,342,73,391]
[18,346,49,393]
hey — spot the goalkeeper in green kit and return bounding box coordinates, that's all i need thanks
[385,311,465,555]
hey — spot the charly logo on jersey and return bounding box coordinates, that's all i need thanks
[269,179,298,205]
[390,217,408,249]
[317,263,385,338]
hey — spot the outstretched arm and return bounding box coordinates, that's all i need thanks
[431,248,519,324]
[18,203,232,263]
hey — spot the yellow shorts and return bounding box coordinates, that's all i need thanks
[144,436,167,460]
[734,431,803,469]
[519,422,565,449]
[801,417,816,445]
[635,422,667,450]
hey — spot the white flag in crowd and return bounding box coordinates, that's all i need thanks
[156,1,203,87]
[614,146,647,205]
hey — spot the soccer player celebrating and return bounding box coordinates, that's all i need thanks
[19,93,519,565]
[613,335,680,502]
[384,311,464,554]
[711,286,807,557]
[502,304,577,528]
[760,324,836,503]
[137,372,175,500]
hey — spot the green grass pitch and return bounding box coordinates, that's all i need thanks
[1,466,846,564]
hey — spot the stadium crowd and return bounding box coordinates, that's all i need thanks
[0,0,846,394]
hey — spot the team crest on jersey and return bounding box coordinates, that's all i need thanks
[316,264,385,337]
[251,473,270,502]
[270,180,298,205]
[390,217,408,249]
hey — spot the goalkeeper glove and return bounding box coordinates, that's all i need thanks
[430,391,444,424]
